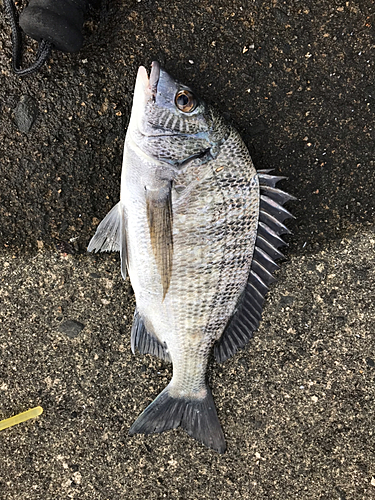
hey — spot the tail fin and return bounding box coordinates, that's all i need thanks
[129,384,226,453]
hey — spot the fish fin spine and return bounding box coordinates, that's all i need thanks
[215,172,294,363]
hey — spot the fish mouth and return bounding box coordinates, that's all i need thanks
[137,61,160,98]
[149,61,160,95]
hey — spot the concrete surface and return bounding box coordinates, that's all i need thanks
[0,0,374,498]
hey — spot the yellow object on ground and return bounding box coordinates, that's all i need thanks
[0,406,43,431]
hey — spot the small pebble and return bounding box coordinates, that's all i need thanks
[14,95,38,133]
[58,320,85,338]
[272,7,289,24]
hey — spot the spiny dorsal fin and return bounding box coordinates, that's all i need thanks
[146,183,173,299]
[214,171,294,363]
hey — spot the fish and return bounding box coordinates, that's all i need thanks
[88,61,294,453]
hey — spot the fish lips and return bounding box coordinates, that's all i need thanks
[137,61,160,99]
[138,61,180,109]
[149,61,160,95]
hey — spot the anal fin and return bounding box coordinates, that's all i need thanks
[131,308,171,362]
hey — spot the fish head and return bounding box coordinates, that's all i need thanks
[128,62,227,165]
[131,61,207,135]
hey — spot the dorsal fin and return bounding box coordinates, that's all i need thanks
[214,172,295,363]
[131,308,171,362]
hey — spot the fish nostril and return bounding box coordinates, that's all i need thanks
[174,185,186,194]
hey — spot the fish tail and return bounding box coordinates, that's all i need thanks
[129,384,226,453]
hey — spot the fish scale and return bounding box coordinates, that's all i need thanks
[88,61,294,453]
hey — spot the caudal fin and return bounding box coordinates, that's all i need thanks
[129,384,226,453]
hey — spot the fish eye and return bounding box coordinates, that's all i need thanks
[175,90,196,113]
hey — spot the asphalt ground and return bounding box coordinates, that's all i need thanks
[0,0,374,498]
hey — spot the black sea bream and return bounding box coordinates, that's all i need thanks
[88,62,294,453]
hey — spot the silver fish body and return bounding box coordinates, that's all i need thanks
[88,62,294,453]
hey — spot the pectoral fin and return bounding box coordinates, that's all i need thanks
[146,183,173,298]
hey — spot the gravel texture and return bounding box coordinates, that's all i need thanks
[0,0,374,499]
